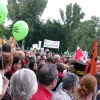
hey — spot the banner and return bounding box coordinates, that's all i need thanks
[85,41,97,76]
[44,39,60,49]
[74,46,87,63]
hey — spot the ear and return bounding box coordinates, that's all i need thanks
[51,79,57,86]
[51,79,55,85]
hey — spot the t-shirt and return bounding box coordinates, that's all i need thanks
[30,84,52,100]
[0,74,3,94]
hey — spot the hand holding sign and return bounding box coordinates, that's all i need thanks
[0,1,8,25]
[12,21,29,41]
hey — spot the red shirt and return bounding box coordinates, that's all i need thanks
[30,84,52,100]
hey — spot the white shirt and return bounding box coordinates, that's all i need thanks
[0,74,3,94]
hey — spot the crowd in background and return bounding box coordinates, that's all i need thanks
[0,43,100,100]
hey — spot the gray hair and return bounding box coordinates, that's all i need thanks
[38,64,58,86]
[10,68,37,100]
[62,73,79,90]
[54,54,60,59]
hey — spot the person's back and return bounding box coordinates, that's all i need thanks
[30,64,58,100]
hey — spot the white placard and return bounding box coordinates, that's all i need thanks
[32,44,38,49]
[44,39,60,49]
[38,41,41,50]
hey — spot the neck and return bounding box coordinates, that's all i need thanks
[41,84,52,91]
[66,89,72,96]
[81,93,93,100]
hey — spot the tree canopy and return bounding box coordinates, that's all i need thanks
[1,2,100,55]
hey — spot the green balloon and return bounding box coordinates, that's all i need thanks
[0,2,8,24]
[12,21,29,41]
[64,52,67,55]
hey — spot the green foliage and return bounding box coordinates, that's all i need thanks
[60,3,85,51]
[0,25,12,39]
[71,16,100,56]
[2,1,100,56]
[45,20,66,52]
[7,0,48,47]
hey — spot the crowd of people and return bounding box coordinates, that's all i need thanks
[0,43,100,100]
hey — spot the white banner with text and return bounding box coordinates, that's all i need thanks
[44,39,60,49]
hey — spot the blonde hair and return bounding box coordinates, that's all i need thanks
[77,75,97,98]
[13,51,25,60]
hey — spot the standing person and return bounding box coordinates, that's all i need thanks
[30,64,58,100]
[52,73,79,100]
[95,72,100,100]
[52,63,64,91]
[10,68,37,100]
[5,56,23,80]
[24,51,30,65]
[29,61,38,74]
[97,60,100,73]
[77,75,97,100]
[0,52,13,99]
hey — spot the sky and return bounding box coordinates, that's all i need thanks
[1,0,100,25]
[42,0,100,21]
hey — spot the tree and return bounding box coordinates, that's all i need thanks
[59,3,85,51]
[0,24,12,39]
[45,19,65,52]
[71,16,100,55]
[7,0,48,48]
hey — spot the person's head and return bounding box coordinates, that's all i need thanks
[62,73,79,94]
[36,53,41,61]
[47,57,53,64]
[36,63,44,80]
[38,64,58,89]
[56,63,64,73]
[96,72,100,84]
[28,55,36,62]
[77,75,97,99]
[29,61,37,72]
[53,54,60,63]
[42,55,47,60]
[25,51,30,58]
[46,51,51,57]
[13,51,25,61]
[12,56,23,72]
[2,43,11,53]
[10,68,37,100]
[39,58,46,64]
[0,52,13,72]
[97,60,100,73]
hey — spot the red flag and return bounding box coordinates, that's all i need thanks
[89,41,97,76]
[74,46,87,63]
